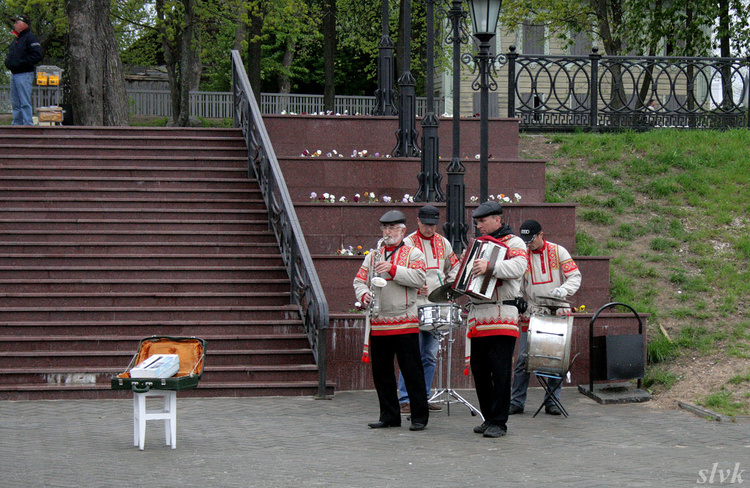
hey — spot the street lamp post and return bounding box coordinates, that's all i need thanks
[442,0,470,253]
[466,0,503,204]
[374,0,397,116]
[415,0,444,202]
[393,0,420,157]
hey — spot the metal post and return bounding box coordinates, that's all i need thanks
[393,0,421,157]
[443,0,469,253]
[415,0,444,202]
[477,38,492,204]
[507,45,517,118]
[590,47,601,132]
[374,0,397,116]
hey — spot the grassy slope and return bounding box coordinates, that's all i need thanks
[533,129,750,417]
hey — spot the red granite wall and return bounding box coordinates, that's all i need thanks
[327,314,646,391]
[314,254,611,315]
[278,157,547,204]
[263,115,520,160]
[296,203,578,256]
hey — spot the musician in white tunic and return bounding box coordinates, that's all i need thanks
[509,219,582,415]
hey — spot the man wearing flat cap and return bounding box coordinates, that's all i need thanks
[353,210,429,431]
[509,219,582,415]
[396,205,460,415]
[464,201,528,438]
[5,14,43,126]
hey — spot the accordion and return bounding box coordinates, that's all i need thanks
[452,238,508,300]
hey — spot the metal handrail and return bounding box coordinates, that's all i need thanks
[231,50,329,398]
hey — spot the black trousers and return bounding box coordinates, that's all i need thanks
[470,335,517,430]
[370,333,429,426]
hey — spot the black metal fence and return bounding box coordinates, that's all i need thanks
[507,46,750,131]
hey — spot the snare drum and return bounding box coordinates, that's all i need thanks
[418,303,462,331]
[525,313,573,376]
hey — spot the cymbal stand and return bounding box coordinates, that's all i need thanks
[428,322,483,420]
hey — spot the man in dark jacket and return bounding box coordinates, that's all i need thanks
[5,14,43,125]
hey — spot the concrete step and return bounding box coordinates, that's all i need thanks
[0,319,305,336]
[0,278,291,293]
[0,364,320,385]
[0,164,248,179]
[0,154,247,168]
[0,242,279,254]
[0,219,270,232]
[0,175,256,190]
[0,144,247,158]
[0,134,247,148]
[0,348,315,368]
[0,291,293,308]
[0,265,288,280]
[0,126,243,139]
[0,333,309,352]
[0,229,277,243]
[0,304,300,322]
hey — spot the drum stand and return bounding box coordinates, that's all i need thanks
[532,372,568,418]
[428,325,483,420]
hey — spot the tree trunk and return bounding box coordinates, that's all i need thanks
[248,1,263,104]
[278,40,296,94]
[176,0,198,126]
[156,0,180,123]
[322,0,336,111]
[65,0,128,126]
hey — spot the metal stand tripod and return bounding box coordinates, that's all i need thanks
[428,324,483,419]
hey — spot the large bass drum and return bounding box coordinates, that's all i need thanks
[526,313,574,376]
[418,303,462,331]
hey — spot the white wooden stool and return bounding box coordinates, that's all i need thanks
[133,390,177,450]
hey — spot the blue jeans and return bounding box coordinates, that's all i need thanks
[397,330,439,403]
[510,331,562,408]
[11,71,34,126]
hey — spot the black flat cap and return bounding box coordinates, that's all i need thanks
[472,201,503,219]
[418,205,440,225]
[379,210,407,224]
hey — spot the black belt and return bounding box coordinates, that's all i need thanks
[502,300,516,306]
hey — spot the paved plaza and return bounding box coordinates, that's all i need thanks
[1,388,748,487]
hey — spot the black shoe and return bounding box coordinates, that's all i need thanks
[409,423,426,431]
[473,421,490,434]
[545,404,562,416]
[508,404,524,415]
[368,421,401,429]
[483,424,507,438]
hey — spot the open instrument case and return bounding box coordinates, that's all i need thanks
[111,336,206,392]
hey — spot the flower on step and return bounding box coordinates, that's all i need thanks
[475,154,480,159]
[301,149,309,157]
[576,305,586,313]
[339,196,347,203]
[323,193,330,201]
[327,152,332,157]
[402,194,413,203]
[488,195,495,201]
[353,193,360,202]
[374,152,380,158]
[514,193,522,202]
[332,149,338,156]
[498,194,511,203]
[382,195,392,203]
[328,194,336,203]
[366,192,376,203]
[351,149,358,158]
[310,192,317,201]
[470,195,478,202]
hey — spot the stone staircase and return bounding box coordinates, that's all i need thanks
[0,126,330,400]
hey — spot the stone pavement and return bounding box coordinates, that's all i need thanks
[1,388,748,488]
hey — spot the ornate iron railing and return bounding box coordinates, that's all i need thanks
[507,46,750,131]
[231,50,329,398]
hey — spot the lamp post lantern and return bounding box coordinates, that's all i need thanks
[465,0,502,204]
